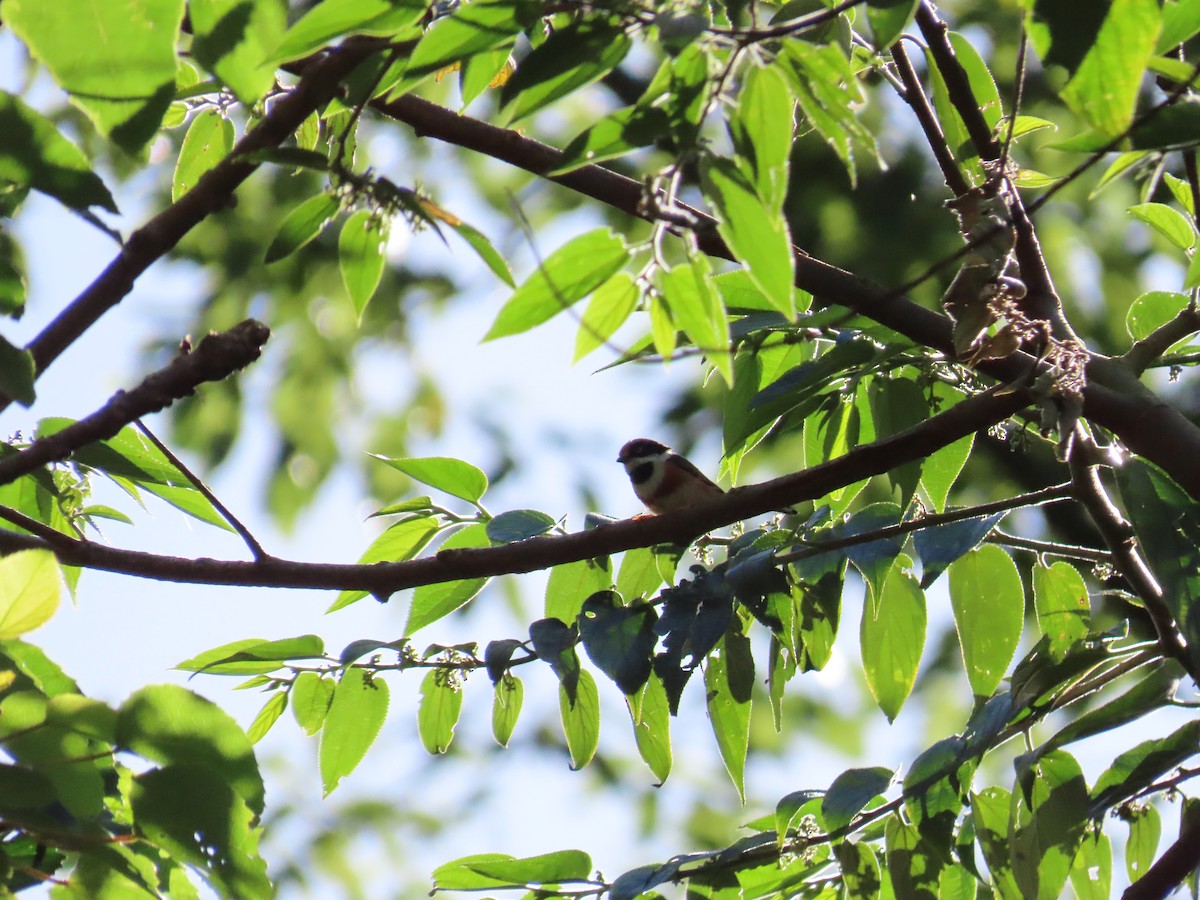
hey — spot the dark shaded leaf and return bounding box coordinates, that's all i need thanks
[578,591,656,694]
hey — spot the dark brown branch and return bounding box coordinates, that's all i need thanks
[1067,426,1195,679]
[5,39,383,412]
[0,387,1027,593]
[1124,305,1200,374]
[0,320,270,489]
[369,92,1200,502]
[915,3,999,160]
[891,39,969,198]
[1122,816,1200,900]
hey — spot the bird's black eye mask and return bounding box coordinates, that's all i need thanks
[629,461,655,485]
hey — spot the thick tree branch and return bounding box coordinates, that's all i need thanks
[0,320,270,489]
[370,93,1200,502]
[5,39,383,413]
[1123,304,1200,374]
[0,388,1026,593]
[891,39,969,198]
[1123,818,1200,900]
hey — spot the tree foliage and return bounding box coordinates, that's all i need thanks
[3,0,1200,898]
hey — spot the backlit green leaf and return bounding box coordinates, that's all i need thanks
[491,674,522,747]
[319,667,389,795]
[190,0,285,104]
[0,91,117,214]
[822,766,893,833]
[700,155,796,318]
[405,0,527,80]
[574,272,639,361]
[265,193,341,263]
[271,0,425,64]
[375,454,488,503]
[329,516,441,612]
[173,110,235,202]
[291,671,334,735]
[484,228,629,340]
[1129,202,1196,251]
[339,210,388,320]
[499,19,632,124]
[657,257,733,385]
[1126,290,1190,341]
[246,692,287,744]
[6,0,182,152]
[450,221,515,286]
[1033,562,1090,662]
[705,629,753,801]
[0,550,60,640]
[948,545,1023,697]
[418,669,463,754]
[559,668,600,769]
[860,563,925,721]
[117,684,264,815]
[405,524,492,635]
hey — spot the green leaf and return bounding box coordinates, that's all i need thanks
[131,765,269,898]
[0,335,36,408]
[0,91,117,214]
[491,674,522,747]
[1069,830,1112,900]
[1128,202,1196,251]
[972,787,1023,900]
[1038,0,1161,139]
[405,0,527,80]
[190,0,285,105]
[1010,750,1088,900]
[499,19,632,124]
[545,557,611,623]
[339,210,388,320]
[730,62,793,210]
[1125,804,1161,884]
[461,849,593,884]
[176,634,325,675]
[265,192,341,263]
[0,233,27,318]
[578,592,655,695]
[405,523,492,635]
[1126,290,1190,341]
[418,669,463,754]
[700,155,795,318]
[290,671,334,735]
[948,545,1024,697]
[246,692,287,744]
[1159,0,1200,50]
[868,376,928,507]
[319,666,389,795]
[5,0,182,152]
[615,546,663,604]
[1090,719,1200,813]
[486,508,557,543]
[867,0,920,49]
[822,766,893,833]
[117,684,264,816]
[860,564,925,721]
[559,668,599,769]
[433,854,521,891]
[553,106,671,176]
[658,256,733,385]
[375,454,488,503]
[0,550,60,639]
[484,228,630,340]
[450,221,515,286]
[1032,562,1090,662]
[271,0,424,64]
[329,516,441,612]
[574,272,639,361]
[914,513,1003,590]
[628,673,671,783]
[886,815,945,899]
[705,629,753,801]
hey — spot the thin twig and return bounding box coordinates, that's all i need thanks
[133,420,268,560]
[775,482,1072,564]
[986,529,1111,564]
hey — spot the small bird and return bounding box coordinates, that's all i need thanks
[617,438,724,515]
